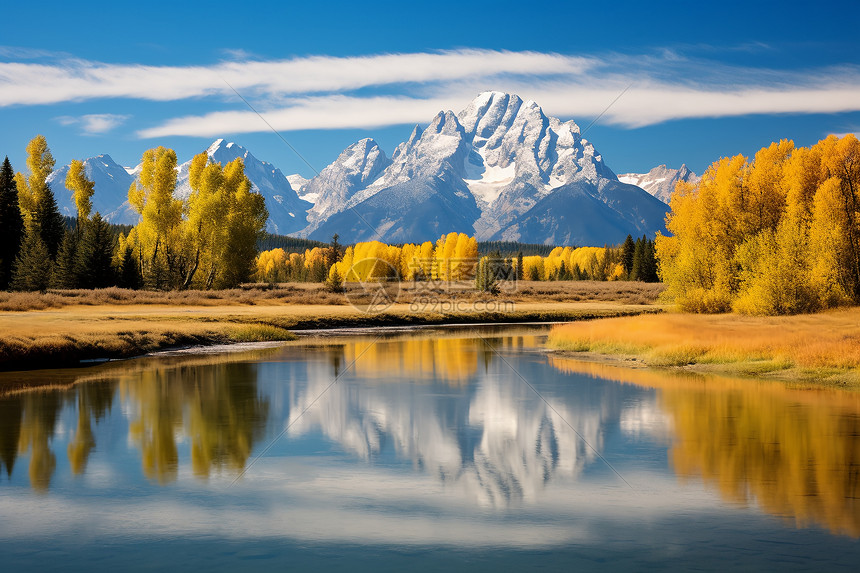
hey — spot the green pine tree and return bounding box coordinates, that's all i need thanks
[642,238,659,282]
[0,157,24,290]
[76,213,116,289]
[516,251,524,281]
[35,184,66,260]
[325,265,345,293]
[11,226,53,292]
[475,256,499,294]
[631,236,645,281]
[325,233,342,269]
[52,229,80,288]
[621,234,635,278]
[117,246,142,289]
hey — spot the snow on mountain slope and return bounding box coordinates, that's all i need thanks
[307,91,667,245]
[299,138,390,236]
[286,174,315,203]
[617,164,699,204]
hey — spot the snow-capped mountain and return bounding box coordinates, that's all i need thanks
[305,91,669,245]
[300,138,391,236]
[617,164,699,205]
[47,154,139,224]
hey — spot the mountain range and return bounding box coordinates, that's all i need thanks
[46,92,681,246]
[617,164,699,204]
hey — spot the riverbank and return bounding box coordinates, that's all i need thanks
[547,309,860,388]
[0,299,659,371]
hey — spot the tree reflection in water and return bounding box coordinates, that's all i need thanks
[0,357,269,488]
[122,362,269,483]
[550,357,860,538]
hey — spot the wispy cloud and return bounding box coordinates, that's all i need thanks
[2,48,860,137]
[0,49,591,106]
[56,113,130,135]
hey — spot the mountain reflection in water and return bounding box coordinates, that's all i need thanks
[0,331,858,543]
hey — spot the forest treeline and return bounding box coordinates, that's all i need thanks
[657,134,860,314]
[255,232,659,288]
[0,136,267,291]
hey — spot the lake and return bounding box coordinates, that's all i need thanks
[1,325,858,571]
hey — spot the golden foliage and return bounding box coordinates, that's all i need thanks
[126,148,267,289]
[65,159,95,222]
[658,135,860,314]
[15,135,55,229]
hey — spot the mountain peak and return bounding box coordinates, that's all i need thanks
[207,138,226,154]
[617,164,700,204]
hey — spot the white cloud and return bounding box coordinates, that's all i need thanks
[0,49,591,106]
[2,48,860,137]
[138,82,860,138]
[56,113,130,135]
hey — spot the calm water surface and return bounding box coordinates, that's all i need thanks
[0,326,858,571]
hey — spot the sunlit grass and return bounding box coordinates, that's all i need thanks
[0,281,664,312]
[0,298,655,371]
[548,308,860,381]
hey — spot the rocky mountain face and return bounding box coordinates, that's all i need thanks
[617,164,699,204]
[305,91,669,245]
[46,92,674,246]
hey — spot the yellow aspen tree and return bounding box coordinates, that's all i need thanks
[820,135,860,300]
[399,243,417,280]
[128,147,182,288]
[15,135,55,227]
[216,158,266,287]
[66,159,95,223]
[746,140,792,233]
[418,241,435,278]
[183,154,225,288]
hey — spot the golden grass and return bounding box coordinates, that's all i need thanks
[0,299,656,371]
[0,280,663,312]
[0,285,348,311]
[547,308,860,384]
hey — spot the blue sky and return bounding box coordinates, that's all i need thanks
[2,0,859,178]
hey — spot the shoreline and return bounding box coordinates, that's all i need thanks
[546,310,860,390]
[546,349,856,389]
[0,302,659,372]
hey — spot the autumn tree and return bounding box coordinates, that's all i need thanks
[128,147,182,289]
[15,135,64,258]
[658,135,860,314]
[66,159,94,224]
[181,153,267,288]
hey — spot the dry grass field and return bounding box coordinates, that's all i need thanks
[548,309,860,386]
[0,280,663,311]
[0,281,661,371]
